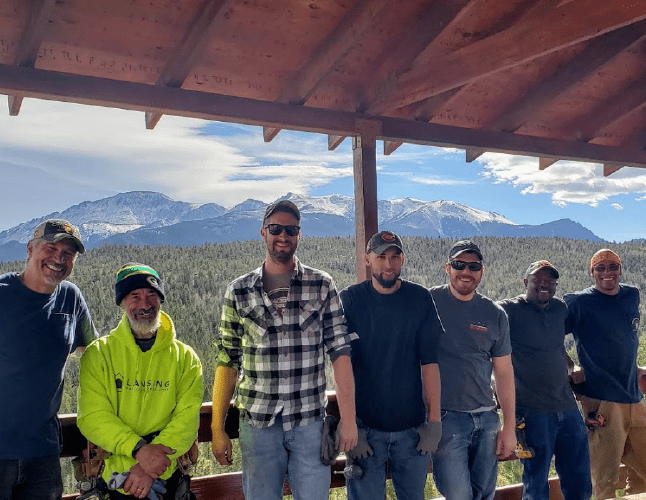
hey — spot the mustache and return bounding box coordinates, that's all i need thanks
[136,307,156,315]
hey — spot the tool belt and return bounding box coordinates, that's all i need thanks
[73,433,199,497]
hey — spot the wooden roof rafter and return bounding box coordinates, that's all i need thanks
[144,0,234,130]
[7,0,56,116]
[379,0,646,112]
[262,0,389,144]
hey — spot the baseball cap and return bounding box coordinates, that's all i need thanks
[115,262,165,305]
[366,231,403,255]
[263,200,301,223]
[448,240,483,261]
[32,219,85,254]
[525,260,559,279]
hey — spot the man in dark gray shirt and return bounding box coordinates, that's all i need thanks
[430,240,516,500]
[499,260,591,500]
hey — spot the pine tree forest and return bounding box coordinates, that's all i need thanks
[3,236,646,497]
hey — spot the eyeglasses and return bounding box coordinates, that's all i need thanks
[592,264,620,273]
[450,260,483,272]
[264,224,300,236]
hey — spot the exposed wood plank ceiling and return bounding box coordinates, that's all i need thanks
[1,0,646,173]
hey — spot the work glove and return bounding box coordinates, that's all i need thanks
[415,421,442,455]
[348,428,373,460]
[321,415,340,465]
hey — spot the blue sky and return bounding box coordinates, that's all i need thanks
[1,99,646,241]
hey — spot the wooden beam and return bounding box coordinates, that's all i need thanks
[145,0,233,129]
[466,147,486,163]
[263,126,280,143]
[487,21,646,133]
[603,164,623,176]
[353,119,381,283]
[266,0,389,138]
[381,0,646,110]
[328,135,346,151]
[558,77,646,142]
[362,0,475,115]
[539,158,558,170]
[7,0,56,116]
[384,141,402,156]
[3,65,646,168]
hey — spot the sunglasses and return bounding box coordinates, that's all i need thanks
[450,260,483,272]
[592,264,620,273]
[264,224,300,236]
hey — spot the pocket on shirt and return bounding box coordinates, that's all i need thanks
[238,305,269,340]
[299,300,324,335]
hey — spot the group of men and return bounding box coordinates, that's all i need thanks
[0,205,644,500]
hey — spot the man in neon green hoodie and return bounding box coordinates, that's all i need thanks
[78,263,203,499]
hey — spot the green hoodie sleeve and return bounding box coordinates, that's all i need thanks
[150,344,203,459]
[77,340,142,458]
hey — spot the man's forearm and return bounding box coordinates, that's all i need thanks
[492,355,515,427]
[212,366,238,432]
[332,354,356,421]
[422,363,441,422]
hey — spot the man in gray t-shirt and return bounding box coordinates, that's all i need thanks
[499,260,591,500]
[430,240,516,500]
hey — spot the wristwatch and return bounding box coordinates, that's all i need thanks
[132,438,147,459]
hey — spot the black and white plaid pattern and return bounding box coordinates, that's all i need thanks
[217,258,355,430]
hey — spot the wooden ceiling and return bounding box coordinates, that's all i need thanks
[2,0,646,172]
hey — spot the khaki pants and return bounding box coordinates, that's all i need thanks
[586,399,646,499]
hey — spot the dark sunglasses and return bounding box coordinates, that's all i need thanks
[264,224,300,236]
[450,260,483,272]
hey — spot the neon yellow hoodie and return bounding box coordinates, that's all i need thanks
[77,311,203,483]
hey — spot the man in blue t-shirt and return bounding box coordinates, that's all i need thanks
[341,231,443,500]
[499,260,591,500]
[430,240,516,500]
[565,249,646,499]
[0,219,97,500]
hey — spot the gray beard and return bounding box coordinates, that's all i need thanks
[127,313,162,337]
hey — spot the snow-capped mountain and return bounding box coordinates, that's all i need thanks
[0,191,601,262]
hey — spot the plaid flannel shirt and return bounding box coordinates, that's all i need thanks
[216,258,355,431]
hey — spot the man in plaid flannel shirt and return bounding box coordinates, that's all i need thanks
[211,200,358,500]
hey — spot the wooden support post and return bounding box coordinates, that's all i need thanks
[353,119,380,283]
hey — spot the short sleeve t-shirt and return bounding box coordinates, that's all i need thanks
[430,284,511,412]
[341,280,443,431]
[0,273,97,458]
[564,284,641,403]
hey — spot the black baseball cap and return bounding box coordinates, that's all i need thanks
[525,260,559,279]
[263,200,301,223]
[448,240,483,261]
[367,231,404,255]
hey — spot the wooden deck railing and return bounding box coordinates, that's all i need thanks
[60,394,615,500]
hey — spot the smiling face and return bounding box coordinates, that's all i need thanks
[445,251,484,301]
[261,211,300,265]
[366,246,404,293]
[120,288,162,338]
[592,259,621,295]
[22,238,77,293]
[525,268,557,305]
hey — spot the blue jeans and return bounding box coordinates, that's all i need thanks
[520,407,591,500]
[432,410,500,500]
[0,454,63,500]
[347,419,429,500]
[239,414,330,500]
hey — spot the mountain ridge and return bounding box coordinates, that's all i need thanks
[0,191,601,262]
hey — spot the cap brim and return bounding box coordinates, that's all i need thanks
[370,243,402,255]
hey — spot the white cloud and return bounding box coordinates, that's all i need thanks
[0,99,356,228]
[382,170,475,186]
[611,203,623,210]
[477,153,646,206]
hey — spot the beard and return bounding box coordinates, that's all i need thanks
[268,242,297,264]
[127,308,162,337]
[373,271,399,289]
